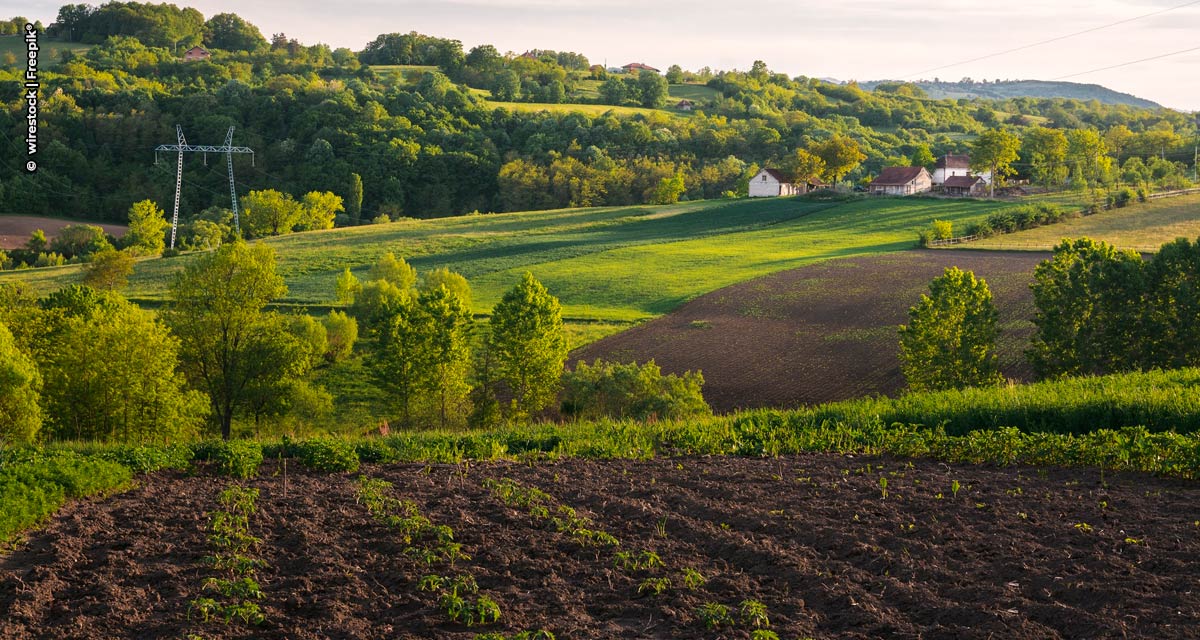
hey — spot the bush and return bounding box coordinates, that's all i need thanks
[194,440,263,478]
[1113,187,1136,208]
[296,439,360,472]
[561,359,710,421]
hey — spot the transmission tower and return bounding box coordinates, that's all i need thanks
[154,125,254,248]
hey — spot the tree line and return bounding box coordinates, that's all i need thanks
[899,235,1200,392]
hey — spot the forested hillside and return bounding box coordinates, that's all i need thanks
[0,1,1196,230]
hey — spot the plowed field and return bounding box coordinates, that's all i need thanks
[576,250,1050,411]
[2,457,1198,639]
[0,216,128,250]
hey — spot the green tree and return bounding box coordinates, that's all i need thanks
[297,191,344,231]
[811,135,866,184]
[665,64,684,84]
[41,295,207,442]
[123,199,168,255]
[165,242,295,439]
[322,310,358,363]
[1104,124,1134,162]
[781,148,826,184]
[82,248,135,291]
[898,267,1003,391]
[335,267,361,304]
[1066,129,1112,190]
[971,129,1021,197]
[560,359,709,421]
[242,189,302,237]
[26,229,47,253]
[1027,238,1145,378]
[487,272,569,421]
[1021,127,1068,188]
[421,267,472,309]
[0,321,42,444]
[909,144,936,171]
[637,70,668,108]
[371,295,423,426]
[347,172,364,224]
[204,12,267,52]
[369,252,418,289]
[1142,237,1200,369]
[651,172,686,204]
[415,285,474,429]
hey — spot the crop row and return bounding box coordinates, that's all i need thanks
[188,485,267,627]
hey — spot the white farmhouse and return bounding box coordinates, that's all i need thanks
[869,166,933,196]
[932,154,990,185]
[749,168,803,198]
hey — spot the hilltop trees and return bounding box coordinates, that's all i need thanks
[899,267,1003,392]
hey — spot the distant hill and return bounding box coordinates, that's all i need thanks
[860,79,1162,109]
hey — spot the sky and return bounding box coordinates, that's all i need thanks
[10,0,1200,110]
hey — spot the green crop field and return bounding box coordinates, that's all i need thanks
[669,83,720,102]
[968,192,1200,253]
[0,195,1017,325]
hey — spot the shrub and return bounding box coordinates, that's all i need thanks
[561,359,710,421]
[296,439,360,472]
[0,453,132,543]
[195,440,264,479]
[1113,187,1135,208]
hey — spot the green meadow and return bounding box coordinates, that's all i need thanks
[1,195,1016,324]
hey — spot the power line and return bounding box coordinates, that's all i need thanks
[899,0,1200,79]
[1052,44,1200,80]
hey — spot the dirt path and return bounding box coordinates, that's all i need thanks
[2,456,1197,639]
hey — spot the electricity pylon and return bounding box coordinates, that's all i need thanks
[154,125,254,248]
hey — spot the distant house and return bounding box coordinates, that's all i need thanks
[622,62,660,74]
[182,46,211,62]
[942,174,987,197]
[675,99,694,111]
[932,154,990,185]
[749,168,817,198]
[869,166,933,196]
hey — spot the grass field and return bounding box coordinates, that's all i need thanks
[669,83,720,102]
[0,196,1017,323]
[0,35,90,69]
[969,192,1200,252]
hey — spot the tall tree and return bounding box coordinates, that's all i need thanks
[1065,129,1112,189]
[898,267,1003,391]
[204,12,267,52]
[487,272,569,422]
[347,173,364,224]
[781,148,826,184]
[637,70,669,108]
[82,248,135,291]
[0,320,41,444]
[297,191,344,231]
[415,285,474,429]
[1021,127,1068,188]
[242,189,302,237]
[165,242,294,439]
[123,199,168,256]
[971,129,1021,197]
[811,135,866,184]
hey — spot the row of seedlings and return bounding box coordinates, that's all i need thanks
[355,475,502,628]
[188,485,267,627]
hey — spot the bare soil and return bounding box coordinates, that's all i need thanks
[0,216,127,250]
[2,456,1198,639]
[575,250,1050,412]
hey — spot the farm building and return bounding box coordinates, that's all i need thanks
[622,62,660,73]
[675,99,694,111]
[749,168,815,198]
[182,46,210,62]
[932,154,990,185]
[942,174,987,197]
[869,167,933,196]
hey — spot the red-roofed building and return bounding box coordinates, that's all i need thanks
[942,174,987,197]
[622,62,660,74]
[182,46,211,62]
[869,166,932,196]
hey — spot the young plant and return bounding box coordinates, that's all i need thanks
[696,602,732,629]
[740,599,770,628]
[637,577,671,597]
[681,567,707,590]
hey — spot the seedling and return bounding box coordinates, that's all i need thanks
[751,631,781,640]
[655,517,668,538]
[740,599,770,628]
[1074,522,1094,533]
[696,602,732,629]
[681,567,707,590]
[638,577,671,596]
[878,477,888,499]
[951,480,961,498]
[419,574,445,592]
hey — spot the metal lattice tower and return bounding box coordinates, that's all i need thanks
[155,125,255,248]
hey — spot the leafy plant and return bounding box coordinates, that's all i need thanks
[681,567,707,590]
[740,599,770,628]
[697,602,732,629]
[638,577,671,596]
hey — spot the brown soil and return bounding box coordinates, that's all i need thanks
[0,216,128,250]
[575,249,1050,412]
[2,457,1198,639]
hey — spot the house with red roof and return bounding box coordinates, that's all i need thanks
[621,62,660,74]
[869,166,932,196]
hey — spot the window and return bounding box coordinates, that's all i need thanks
[762,175,768,181]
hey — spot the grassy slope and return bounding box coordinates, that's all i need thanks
[969,192,1200,253]
[0,196,1014,323]
[0,36,91,69]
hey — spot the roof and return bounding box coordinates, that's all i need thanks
[871,166,929,186]
[935,154,970,169]
[622,62,660,72]
[943,175,984,188]
[759,168,791,183]
[676,99,694,105]
[184,46,208,54]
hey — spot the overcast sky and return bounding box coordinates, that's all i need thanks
[12,0,1200,110]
